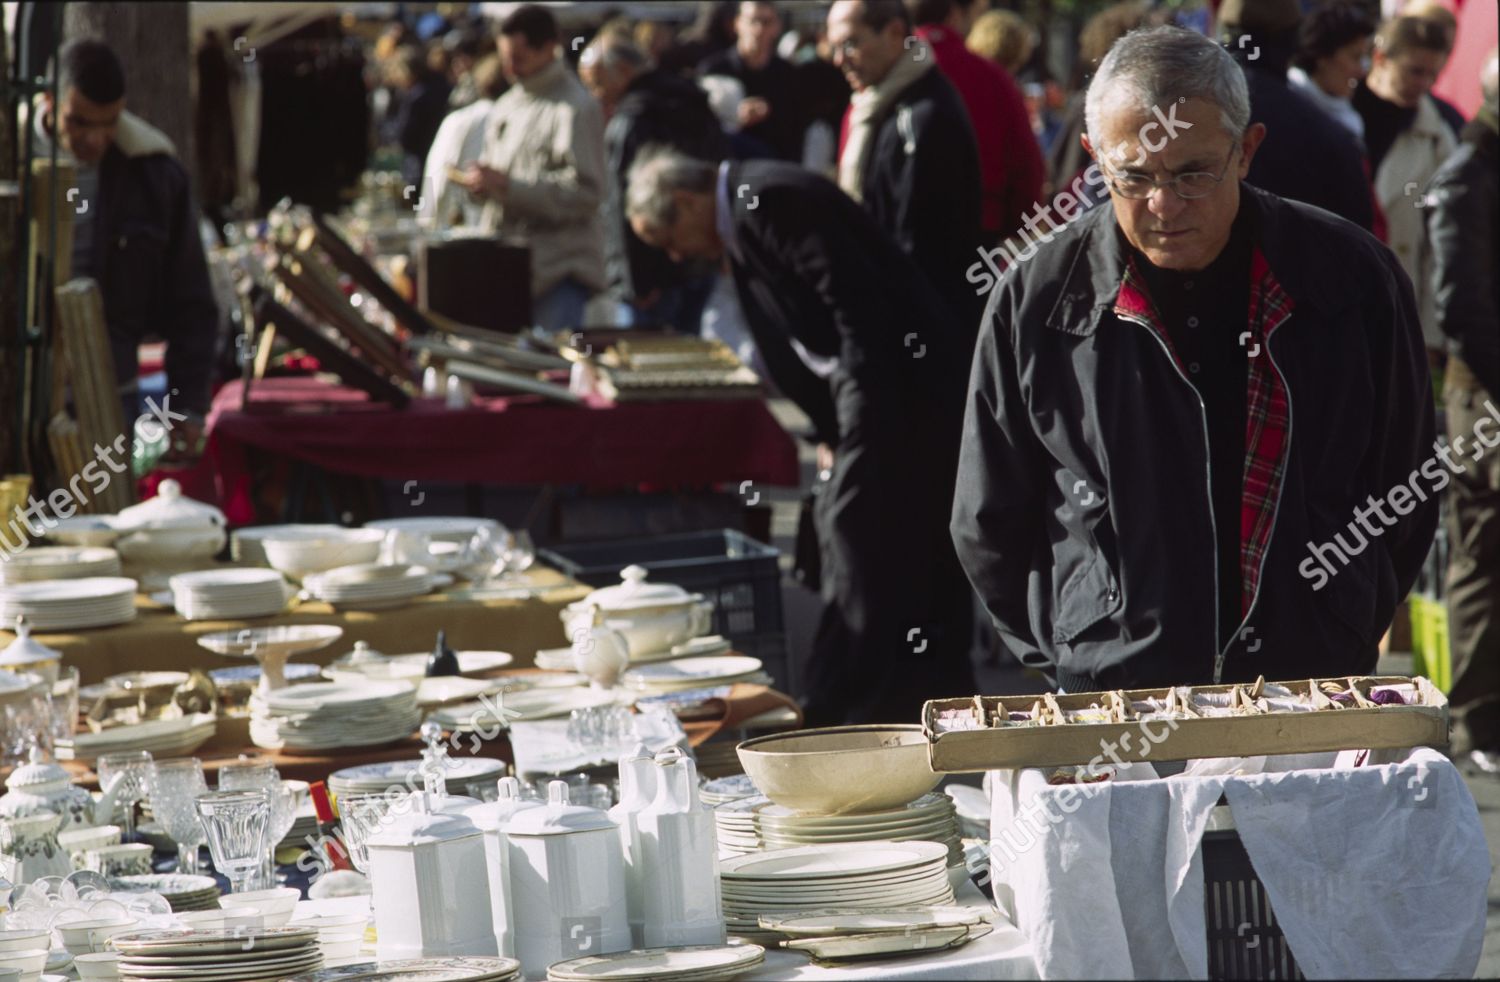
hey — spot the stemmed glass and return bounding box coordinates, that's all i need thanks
[48,667,81,746]
[146,758,209,874]
[97,751,153,843]
[195,789,270,894]
[504,530,536,583]
[337,794,400,874]
[218,758,295,889]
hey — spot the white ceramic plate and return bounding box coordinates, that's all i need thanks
[622,655,763,686]
[427,686,618,728]
[109,926,317,955]
[782,924,984,962]
[324,651,514,682]
[759,907,987,937]
[287,955,522,980]
[0,576,136,602]
[545,944,764,980]
[720,841,949,880]
[259,681,415,712]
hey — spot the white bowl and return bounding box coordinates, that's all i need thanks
[71,952,121,980]
[0,948,48,982]
[0,932,47,955]
[321,936,365,962]
[261,530,385,580]
[737,725,940,815]
[218,886,300,927]
[175,910,268,931]
[55,919,136,957]
[114,525,225,564]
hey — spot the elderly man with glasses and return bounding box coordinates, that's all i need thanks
[952,26,1437,693]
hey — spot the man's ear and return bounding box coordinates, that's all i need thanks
[1080,132,1095,160]
[1239,122,1268,176]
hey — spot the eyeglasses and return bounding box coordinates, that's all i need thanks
[1102,146,1239,200]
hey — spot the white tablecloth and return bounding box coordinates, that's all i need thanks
[294,882,1039,981]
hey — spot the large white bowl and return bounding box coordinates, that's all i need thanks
[261,529,385,581]
[737,725,940,816]
[218,886,300,927]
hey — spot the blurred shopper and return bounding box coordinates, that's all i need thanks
[699,2,805,160]
[828,0,983,325]
[445,29,493,109]
[1218,0,1374,230]
[390,44,453,187]
[953,27,1435,689]
[626,148,977,725]
[783,28,852,176]
[461,5,606,331]
[1288,1,1376,139]
[581,35,727,330]
[1428,53,1500,773]
[1355,14,1457,357]
[420,55,507,228]
[967,8,1035,77]
[910,0,1044,245]
[38,39,217,453]
[660,1,739,77]
[1402,0,1466,134]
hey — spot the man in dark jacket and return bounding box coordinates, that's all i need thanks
[698,2,805,161]
[627,148,977,725]
[1218,0,1375,232]
[952,26,1436,692]
[581,35,727,330]
[1427,53,1500,773]
[828,0,983,327]
[41,40,218,450]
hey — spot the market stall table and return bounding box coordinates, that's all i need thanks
[0,567,588,684]
[185,377,802,522]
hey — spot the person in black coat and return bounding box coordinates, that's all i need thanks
[625,148,978,726]
[698,2,806,161]
[827,0,983,328]
[581,35,728,329]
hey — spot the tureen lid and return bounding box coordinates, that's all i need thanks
[367,792,480,846]
[4,747,69,790]
[465,776,544,832]
[113,479,226,530]
[0,617,61,668]
[581,565,699,611]
[506,781,614,836]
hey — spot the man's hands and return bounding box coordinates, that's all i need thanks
[816,442,835,476]
[738,97,771,128]
[459,162,509,200]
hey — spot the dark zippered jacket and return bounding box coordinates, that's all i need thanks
[952,183,1437,688]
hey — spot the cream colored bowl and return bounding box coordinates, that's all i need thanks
[737,725,940,816]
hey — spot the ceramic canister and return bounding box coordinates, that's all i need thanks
[635,748,724,948]
[505,781,630,980]
[464,777,544,958]
[606,746,657,948]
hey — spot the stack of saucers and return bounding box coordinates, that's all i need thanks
[0,576,137,630]
[302,564,440,611]
[109,873,222,912]
[111,926,322,980]
[700,774,759,808]
[754,792,964,867]
[169,569,289,620]
[713,796,767,857]
[0,546,121,584]
[249,681,421,753]
[56,714,218,764]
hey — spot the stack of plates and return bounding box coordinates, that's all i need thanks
[56,713,218,763]
[621,656,769,695]
[713,796,769,856]
[701,774,760,808]
[302,566,442,611]
[169,569,289,620]
[427,685,617,731]
[110,873,222,912]
[364,517,500,545]
[755,793,963,867]
[111,926,322,980]
[288,956,522,981]
[250,681,421,753]
[546,945,764,982]
[0,546,121,584]
[323,650,514,683]
[0,576,137,630]
[328,756,508,799]
[720,841,956,943]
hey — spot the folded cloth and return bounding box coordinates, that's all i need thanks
[990,748,1487,980]
[679,683,802,746]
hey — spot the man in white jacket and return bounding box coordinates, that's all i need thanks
[460,5,606,331]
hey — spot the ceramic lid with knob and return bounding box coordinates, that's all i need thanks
[466,776,544,832]
[112,479,227,531]
[0,617,61,680]
[506,781,614,836]
[4,747,71,792]
[367,792,482,847]
[580,566,704,613]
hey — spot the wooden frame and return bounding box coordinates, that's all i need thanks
[304,213,438,337]
[249,287,411,408]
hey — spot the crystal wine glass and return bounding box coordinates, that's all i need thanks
[337,794,400,874]
[505,530,536,582]
[146,758,209,874]
[97,751,153,842]
[195,789,270,894]
[218,758,294,889]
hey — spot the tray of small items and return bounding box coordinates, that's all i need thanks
[921,676,1448,773]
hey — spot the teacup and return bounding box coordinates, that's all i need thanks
[82,842,152,877]
[58,825,122,870]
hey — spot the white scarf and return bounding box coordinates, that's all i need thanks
[838,36,935,201]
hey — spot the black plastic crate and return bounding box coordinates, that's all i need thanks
[539,529,787,670]
[1203,830,1303,980]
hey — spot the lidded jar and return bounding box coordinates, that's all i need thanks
[465,776,544,958]
[636,747,723,947]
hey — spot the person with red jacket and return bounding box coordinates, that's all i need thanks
[909,0,1044,243]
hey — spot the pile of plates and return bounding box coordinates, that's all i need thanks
[111,926,323,980]
[701,774,760,808]
[169,569,289,620]
[713,796,769,856]
[0,576,137,630]
[427,685,616,731]
[621,656,769,695]
[546,945,765,982]
[755,792,963,867]
[365,516,500,545]
[288,956,521,981]
[719,841,956,943]
[110,873,222,912]
[302,565,442,611]
[323,650,514,684]
[55,713,218,763]
[0,546,120,584]
[329,756,507,799]
[250,681,421,753]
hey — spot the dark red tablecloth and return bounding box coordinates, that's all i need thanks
[175,377,800,523]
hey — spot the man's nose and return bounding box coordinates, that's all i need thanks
[1147,185,1187,221]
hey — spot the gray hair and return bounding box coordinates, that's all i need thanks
[580,35,648,73]
[625,145,717,230]
[1085,26,1249,147]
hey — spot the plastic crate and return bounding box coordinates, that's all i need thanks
[1408,594,1453,692]
[1203,829,1303,980]
[539,529,787,670]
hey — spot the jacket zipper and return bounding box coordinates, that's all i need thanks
[1117,311,1221,679]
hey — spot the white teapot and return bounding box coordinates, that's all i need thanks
[559,566,713,660]
[0,747,119,831]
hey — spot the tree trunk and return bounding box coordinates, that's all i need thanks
[62,2,193,177]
